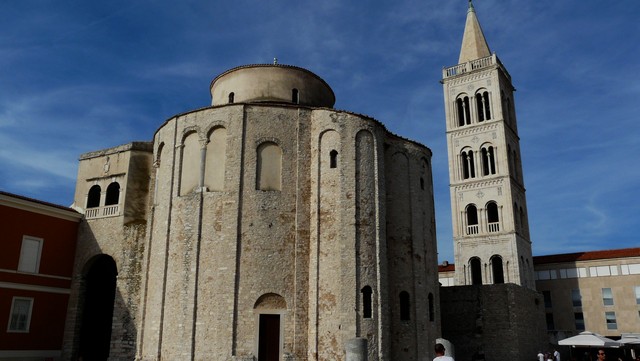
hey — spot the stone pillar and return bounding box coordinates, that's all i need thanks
[345,337,367,361]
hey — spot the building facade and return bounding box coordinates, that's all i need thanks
[534,248,640,340]
[62,64,441,361]
[0,191,82,361]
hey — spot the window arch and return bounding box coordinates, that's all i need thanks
[257,142,282,191]
[466,204,479,235]
[399,291,410,321]
[204,127,227,191]
[520,206,526,236]
[87,185,101,208]
[456,95,471,126]
[481,145,496,176]
[486,201,499,232]
[461,149,475,179]
[228,92,235,104]
[361,286,372,319]
[179,131,201,195]
[514,202,520,231]
[329,150,338,169]
[292,88,299,104]
[470,257,482,285]
[475,90,491,122]
[105,182,120,206]
[491,255,504,284]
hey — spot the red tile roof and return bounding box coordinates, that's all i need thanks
[0,190,78,213]
[533,248,640,265]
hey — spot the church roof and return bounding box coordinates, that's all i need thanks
[458,0,491,64]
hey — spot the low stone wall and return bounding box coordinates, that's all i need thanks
[440,284,548,361]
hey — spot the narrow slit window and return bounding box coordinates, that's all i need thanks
[292,88,299,104]
[400,291,410,321]
[229,92,234,104]
[330,150,338,169]
[361,286,372,319]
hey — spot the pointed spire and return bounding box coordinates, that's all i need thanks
[458,0,491,64]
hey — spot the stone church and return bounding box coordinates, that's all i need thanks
[61,2,545,360]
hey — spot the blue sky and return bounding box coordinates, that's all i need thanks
[1,1,639,263]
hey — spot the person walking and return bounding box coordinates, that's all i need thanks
[433,343,454,361]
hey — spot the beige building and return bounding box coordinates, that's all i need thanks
[534,248,640,340]
[62,63,440,361]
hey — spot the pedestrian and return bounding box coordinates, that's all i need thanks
[538,351,545,361]
[597,349,606,361]
[554,349,561,361]
[433,343,454,361]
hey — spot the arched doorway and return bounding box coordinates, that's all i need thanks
[470,257,482,285]
[254,293,286,361]
[79,255,117,361]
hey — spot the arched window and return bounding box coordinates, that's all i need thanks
[461,149,475,179]
[501,91,508,123]
[520,207,526,235]
[506,98,512,123]
[292,88,299,104]
[361,286,372,319]
[105,182,120,206]
[513,149,519,181]
[399,291,410,321]
[428,293,434,322]
[456,96,471,126]
[487,201,499,232]
[330,150,338,169]
[491,255,504,284]
[514,202,520,231]
[470,257,482,285]
[466,204,479,235]
[179,132,200,195]
[481,146,496,176]
[87,185,101,208]
[257,142,282,191]
[228,92,234,104]
[204,127,227,191]
[475,91,491,122]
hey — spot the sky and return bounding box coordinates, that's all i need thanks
[1,1,639,263]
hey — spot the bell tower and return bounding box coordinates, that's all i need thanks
[441,1,535,289]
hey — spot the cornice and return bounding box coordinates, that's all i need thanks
[0,192,82,222]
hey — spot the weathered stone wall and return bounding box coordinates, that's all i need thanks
[440,284,547,361]
[134,101,437,361]
[63,144,152,361]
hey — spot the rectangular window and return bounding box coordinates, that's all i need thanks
[17,236,43,273]
[602,288,614,306]
[543,290,552,308]
[605,311,617,330]
[545,313,555,330]
[574,312,585,331]
[572,289,582,307]
[7,297,33,332]
[635,286,640,305]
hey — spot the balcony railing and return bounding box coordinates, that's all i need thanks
[488,222,500,233]
[467,225,479,235]
[443,54,511,81]
[85,204,120,219]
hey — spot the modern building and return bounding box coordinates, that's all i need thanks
[534,248,640,341]
[0,191,82,361]
[61,63,440,361]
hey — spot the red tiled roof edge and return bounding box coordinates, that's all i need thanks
[0,190,78,214]
[533,248,640,264]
